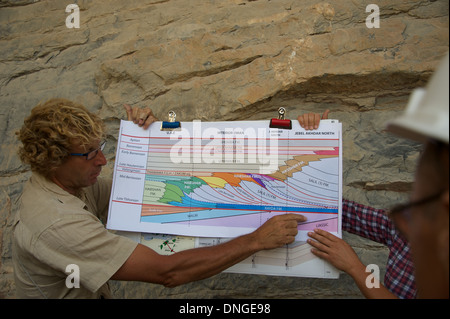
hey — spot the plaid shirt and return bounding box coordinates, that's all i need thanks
[342,199,417,299]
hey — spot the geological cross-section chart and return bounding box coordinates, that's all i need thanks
[141,154,340,234]
[108,119,342,278]
[109,119,342,238]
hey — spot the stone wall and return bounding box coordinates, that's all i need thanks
[0,0,448,298]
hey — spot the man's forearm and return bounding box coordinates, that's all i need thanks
[348,263,398,299]
[151,213,303,287]
[158,232,261,287]
[112,214,304,286]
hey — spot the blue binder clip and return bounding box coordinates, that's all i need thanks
[161,111,181,131]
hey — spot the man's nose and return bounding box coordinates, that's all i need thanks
[95,150,107,166]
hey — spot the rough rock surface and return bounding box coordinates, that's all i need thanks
[0,0,448,298]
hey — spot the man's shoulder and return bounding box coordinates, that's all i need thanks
[17,173,95,234]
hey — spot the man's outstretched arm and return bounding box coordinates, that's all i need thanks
[112,214,306,287]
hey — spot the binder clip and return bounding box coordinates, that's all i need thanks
[269,107,292,130]
[161,111,181,131]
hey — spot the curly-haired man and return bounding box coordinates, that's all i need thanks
[13,98,305,299]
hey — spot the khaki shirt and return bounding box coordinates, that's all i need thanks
[12,172,138,299]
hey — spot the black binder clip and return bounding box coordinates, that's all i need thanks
[161,111,181,131]
[269,107,292,130]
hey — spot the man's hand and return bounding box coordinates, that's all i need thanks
[307,229,398,299]
[298,110,330,130]
[251,214,307,250]
[307,229,363,275]
[124,104,158,130]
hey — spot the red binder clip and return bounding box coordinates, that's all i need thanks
[270,107,292,130]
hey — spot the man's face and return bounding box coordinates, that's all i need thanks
[51,140,107,195]
[407,142,449,298]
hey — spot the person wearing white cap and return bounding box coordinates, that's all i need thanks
[386,52,449,298]
[300,113,416,299]
[307,52,449,299]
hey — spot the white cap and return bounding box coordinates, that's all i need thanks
[386,52,449,144]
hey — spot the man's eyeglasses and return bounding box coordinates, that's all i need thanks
[388,190,445,222]
[70,141,106,160]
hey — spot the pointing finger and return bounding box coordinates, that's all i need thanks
[286,214,307,223]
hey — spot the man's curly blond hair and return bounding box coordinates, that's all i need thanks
[17,98,106,177]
